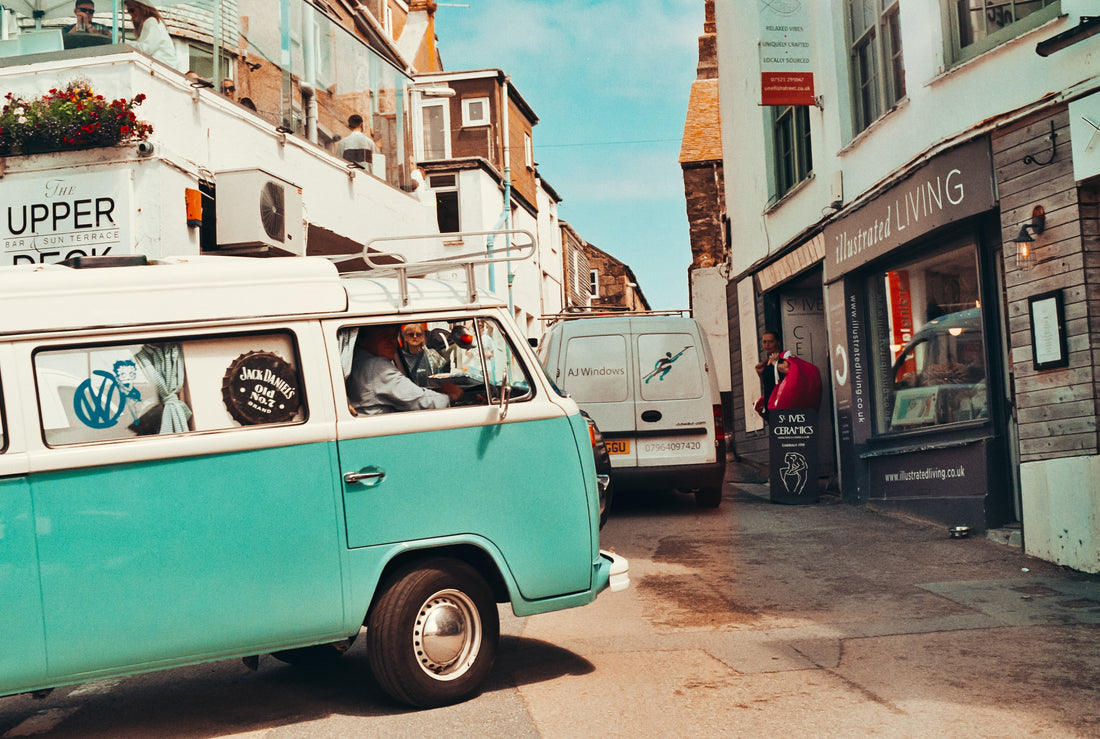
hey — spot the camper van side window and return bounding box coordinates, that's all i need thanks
[35,331,305,445]
[342,318,532,416]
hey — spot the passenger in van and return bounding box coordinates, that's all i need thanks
[397,323,449,387]
[347,324,463,415]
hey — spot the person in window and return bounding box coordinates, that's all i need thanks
[397,323,449,388]
[347,324,462,415]
[124,0,179,69]
[66,1,109,36]
[220,78,236,101]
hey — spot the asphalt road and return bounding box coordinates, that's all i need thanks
[2,478,1099,738]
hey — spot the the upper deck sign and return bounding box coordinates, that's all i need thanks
[3,169,131,265]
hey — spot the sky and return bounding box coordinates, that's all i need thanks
[434,0,705,311]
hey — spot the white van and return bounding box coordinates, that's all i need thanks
[537,314,726,508]
[0,249,627,710]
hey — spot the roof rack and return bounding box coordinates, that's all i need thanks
[542,308,691,323]
[330,229,536,306]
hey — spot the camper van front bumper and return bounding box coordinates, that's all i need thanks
[600,549,630,592]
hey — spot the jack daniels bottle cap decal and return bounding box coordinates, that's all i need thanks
[221,351,301,425]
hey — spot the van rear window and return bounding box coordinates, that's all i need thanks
[562,335,629,403]
[35,331,304,445]
[637,334,703,401]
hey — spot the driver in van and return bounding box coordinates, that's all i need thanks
[347,324,462,415]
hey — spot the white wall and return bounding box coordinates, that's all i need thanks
[690,266,731,393]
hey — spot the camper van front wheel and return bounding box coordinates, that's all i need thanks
[367,558,499,708]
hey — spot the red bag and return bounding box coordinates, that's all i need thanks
[767,352,822,412]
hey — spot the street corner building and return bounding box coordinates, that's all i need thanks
[705,1,1100,573]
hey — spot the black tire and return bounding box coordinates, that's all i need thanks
[695,485,722,508]
[367,559,499,708]
[598,476,613,529]
[271,635,356,666]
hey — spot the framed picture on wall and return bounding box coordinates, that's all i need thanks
[1028,290,1069,371]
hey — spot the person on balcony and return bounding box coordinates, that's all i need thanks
[337,114,377,167]
[124,0,179,69]
[65,1,110,36]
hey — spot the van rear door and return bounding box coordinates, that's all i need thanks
[630,320,713,469]
[559,321,637,465]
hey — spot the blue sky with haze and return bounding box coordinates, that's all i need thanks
[434,0,704,311]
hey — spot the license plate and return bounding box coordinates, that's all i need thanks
[606,440,630,455]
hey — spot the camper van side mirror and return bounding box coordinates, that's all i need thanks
[528,338,538,348]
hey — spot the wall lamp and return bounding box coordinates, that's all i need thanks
[1014,205,1046,271]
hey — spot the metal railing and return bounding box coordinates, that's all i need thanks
[330,229,536,306]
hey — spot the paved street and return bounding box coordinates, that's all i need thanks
[2,465,1099,738]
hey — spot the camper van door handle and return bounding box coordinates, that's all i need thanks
[344,468,385,486]
[641,410,662,423]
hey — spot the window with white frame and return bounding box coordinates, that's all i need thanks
[945,0,1060,63]
[847,0,905,134]
[772,105,812,198]
[524,132,533,169]
[462,97,490,127]
[589,269,599,298]
[419,99,451,160]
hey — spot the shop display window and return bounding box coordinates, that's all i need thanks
[867,242,989,433]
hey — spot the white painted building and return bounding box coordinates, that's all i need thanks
[715,1,1100,571]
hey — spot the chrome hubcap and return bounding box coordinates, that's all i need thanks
[414,588,481,680]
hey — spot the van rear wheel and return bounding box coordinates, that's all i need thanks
[367,559,499,708]
[694,486,722,508]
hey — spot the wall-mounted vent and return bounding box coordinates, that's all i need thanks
[215,170,304,256]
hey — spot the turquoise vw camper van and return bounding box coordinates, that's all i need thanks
[0,251,627,709]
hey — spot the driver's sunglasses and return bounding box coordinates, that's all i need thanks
[76,6,94,12]
[403,330,424,337]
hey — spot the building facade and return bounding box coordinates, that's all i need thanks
[681,0,732,428]
[0,1,620,343]
[715,1,1100,572]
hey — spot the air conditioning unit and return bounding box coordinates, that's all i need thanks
[215,169,304,256]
